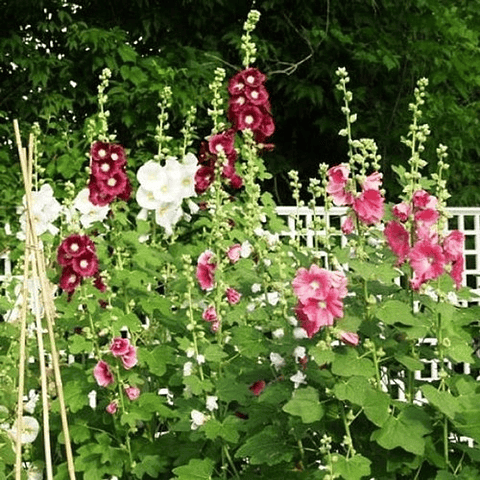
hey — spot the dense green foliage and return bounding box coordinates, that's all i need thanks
[2,0,480,249]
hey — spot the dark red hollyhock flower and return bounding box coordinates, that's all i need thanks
[228,94,248,114]
[244,85,269,106]
[241,68,266,88]
[228,71,247,96]
[88,176,115,206]
[208,129,236,156]
[256,113,275,140]
[90,141,110,162]
[59,266,82,293]
[249,380,266,396]
[236,105,263,131]
[108,144,127,167]
[94,273,107,292]
[195,165,215,194]
[61,234,88,257]
[99,171,129,197]
[117,176,132,202]
[229,173,243,190]
[91,157,121,180]
[71,250,99,278]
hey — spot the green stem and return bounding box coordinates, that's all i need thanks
[223,444,240,480]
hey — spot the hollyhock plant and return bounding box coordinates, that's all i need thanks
[227,244,242,263]
[408,240,446,290]
[326,164,352,206]
[353,189,384,225]
[196,250,217,290]
[59,266,82,293]
[125,386,141,401]
[249,380,266,396]
[93,360,115,387]
[339,331,360,347]
[292,264,331,302]
[202,306,217,322]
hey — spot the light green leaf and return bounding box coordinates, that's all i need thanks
[331,348,375,377]
[376,300,419,326]
[172,458,214,480]
[282,386,324,423]
[334,453,371,480]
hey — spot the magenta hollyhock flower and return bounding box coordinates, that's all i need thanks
[106,401,118,414]
[341,215,355,235]
[228,94,248,113]
[196,250,217,290]
[91,157,122,180]
[121,345,138,370]
[329,270,348,299]
[194,165,215,195]
[94,273,107,292]
[98,171,129,197]
[71,250,99,278]
[443,231,464,262]
[229,173,244,189]
[249,380,266,396]
[392,202,411,222]
[226,287,242,305]
[236,105,263,131]
[292,265,331,303]
[59,266,82,293]
[108,144,127,167]
[227,244,242,263]
[202,306,217,322]
[339,331,360,347]
[449,255,464,289]
[60,234,89,258]
[241,67,266,88]
[93,360,114,387]
[208,130,236,156]
[362,172,382,191]
[408,240,446,289]
[412,190,437,210]
[353,189,384,225]
[110,337,130,357]
[125,386,141,401]
[384,221,410,265]
[228,72,247,95]
[244,85,269,106]
[88,176,115,206]
[90,141,110,161]
[300,291,344,328]
[117,176,131,201]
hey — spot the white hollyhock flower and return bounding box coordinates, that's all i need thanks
[241,240,253,258]
[293,346,306,362]
[136,186,162,210]
[190,410,208,430]
[293,327,308,339]
[10,416,40,444]
[272,328,284,339]
[24,390,39,414]
[183,361,193,377]
[290,371,307,389]
[137,160,164,191]
[266,292,280,306]
[155,201,183,236]
[251,283,262,293]
[206,396,218,412]
[73,188,109,228]
[269,352,286,371]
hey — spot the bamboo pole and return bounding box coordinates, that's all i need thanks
[13,121,76,480]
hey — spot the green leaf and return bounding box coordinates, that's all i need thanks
[334,453,371,480]
[68,334,94,355]
[231,326,268,358]
[203,416,240,443]
[371,405,432,455]
[282,386,324,423]
[331,348,375,377]
[172,458,215,480]
[333,376,369,405]
[132,455,167,478]
[394,354,425,372]
[363,388,390,427]
[376,300,419,326]
[203,344,228,363]
[216,374,248,404]
[138,345,174,377]
[234,426,295,466]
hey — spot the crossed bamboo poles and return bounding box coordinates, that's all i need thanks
[13,120,76,480]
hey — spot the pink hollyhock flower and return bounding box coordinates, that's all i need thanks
[208,130,236,156]
[71,250,99,278]
[125,386,141,401]
[292,265,331,303]
[415,208,439,228]
[326,165,353,206]
[249,380,266,396]
[106,401,118,414]
[412,190,437,210]
[408,240,446,289]
[341,215,355,235]
[362,172,382,191]
[110,337,130,357]
[226,288,242,305]
[384,221,410,265]
[93,360,114,387]
[353,189,384,225]
[121,345,138,370]
[449,255,464,289]
[236,105,263,131]
[329,270,348,299]
[295,302,326,338]
[244,85,269,106]
[202,306,217,322]
[196,250,217,290]
[300,291,344,329]
[339,331,360,346]
[210,320,220,333]
[241,67,266,88]
[443,231,464,262]
[59,266,82,293]
[227,244,242,263]
[392,202,411,222]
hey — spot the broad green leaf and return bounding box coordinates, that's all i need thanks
[235,426,295,465]
[203,344,228,363]
[68,334,94,355]
[138,345,174,377]
[334,453,371,480]
[363,388,390,427]
[216,375,248,404]
[376,300,418,326]
[394,354,424,372]
[203,416,239,443]
[231,326,268,358]
[132,455,167,478]
[282,386,324,423]
[331,348,375,377]
[309,346,334,366]
[333,376,369,405]
[172,458,214,480]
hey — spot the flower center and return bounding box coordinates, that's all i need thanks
[68,275,77,284]
[245,115,254,125]
[98,149,107,158]
[80,259,88,269]
[101,163,110,172]
[318,301,327,309]
[111,153,118,161]
[310,280,320,291]
[251,90,259,99]
[70,243,79,252]
[107,178,117,187]
[246,75,255,84]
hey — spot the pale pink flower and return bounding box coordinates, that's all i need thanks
[329,270,348,299]
[292,265,331,303]
[392,202,411,222]
[412,190,437,210]
[384,221,410,265]
[443,231,464,262]
[106,401,118,414]
[227,244,242,263]
[341,215,355,235]
[125,386,141,401]
[202,306,218,322]
[121,345,138,370]
[93,360,114,387]
[362,172,382,191]
[196,250,217,291]
[326,165,353,206]
[339,331,360,346]
[110,337,130,357]
[226,288,242,305]
[409,240,446,289]
[353,189,384,225]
